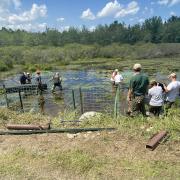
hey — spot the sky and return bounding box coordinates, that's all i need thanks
[0,0,180,32]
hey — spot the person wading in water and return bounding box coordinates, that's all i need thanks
[51,72,62,92]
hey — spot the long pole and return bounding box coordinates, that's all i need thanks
[0,127,116,135]
[114,85,120,118]
[79,87,84,114]
[3,84,9,108]
[18,89,24,112]
[72,89,76,109]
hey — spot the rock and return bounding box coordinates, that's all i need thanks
[146,126,153,132]
[83,133,89,138]
[79,111,103,121]
[66,133,77,139]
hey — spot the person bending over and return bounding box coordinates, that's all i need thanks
[51,72,62,92]
[148,80,163,116]
[164,73,180,115]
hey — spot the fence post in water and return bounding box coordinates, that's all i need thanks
[3,84,9,108]
[72,89,76,109]
[18,89,24,112]
[114,85,120,118]
[79,87,84,114]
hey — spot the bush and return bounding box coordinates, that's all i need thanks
[0,61,8,71]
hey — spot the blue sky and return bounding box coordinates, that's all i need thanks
[0,0,180,31]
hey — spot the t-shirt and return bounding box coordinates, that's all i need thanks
[148,86,163,106]
[129,73,149,96]
[166,81,180,102]
[35,75,42,84]
[20,75,27,84]
[53,75,61,84]
[110,72,116,81]
[114,74,123,83]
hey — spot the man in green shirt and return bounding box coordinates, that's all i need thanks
[127,64,149,116]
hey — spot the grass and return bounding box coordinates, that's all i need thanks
[0,107,180,179]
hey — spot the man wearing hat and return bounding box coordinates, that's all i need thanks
[35,70,43,93]
[127,63,149,116]
[164,73,180,114]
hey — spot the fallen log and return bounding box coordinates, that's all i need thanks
[146,131,168,150]
[6,124,50,130]
[0,127,116,135]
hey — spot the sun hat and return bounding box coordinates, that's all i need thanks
[36,70,41,74]
[168,73,176,78]
[133,63,142,70]
[115,69,118,72]
[150,80,157,86]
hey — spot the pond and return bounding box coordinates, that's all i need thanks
[0,70,179,117]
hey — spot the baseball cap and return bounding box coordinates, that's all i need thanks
[168,73,176,78]
[133,63,142,70]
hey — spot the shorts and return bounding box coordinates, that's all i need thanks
[149,106,162,116]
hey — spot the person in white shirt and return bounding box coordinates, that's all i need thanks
[164,73,180,115]
[148,80,163,116]
[110,69,118,85]
[114,72,123,86]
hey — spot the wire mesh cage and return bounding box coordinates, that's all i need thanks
[0,83,128,118]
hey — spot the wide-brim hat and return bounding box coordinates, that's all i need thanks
[168,73,176,78]
[133,63,142,70]
[36,70,41,74]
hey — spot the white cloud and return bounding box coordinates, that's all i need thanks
[6,23,47,32]
[81,1,140,20]
[0,2,47,31]
[170,0,180,6]
[57,17,65,22]
[8,4,47,24]
[59,26,70,32]
[97,0,122,18]
[170,11,176,16]
[158,0,180,6]
[158,0,169,5]
[138,18,145,23]
[81,8,95,20]
[89,26,96,32]
[115,1,140,18]
[0,0,21,12]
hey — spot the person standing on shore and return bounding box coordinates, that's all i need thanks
[148,80,163,116]
[127,64,149,116]
[164,73,180,115]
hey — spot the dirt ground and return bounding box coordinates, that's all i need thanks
[0,130,179,180]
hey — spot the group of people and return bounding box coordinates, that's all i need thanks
[19,70,63,93]
[126,63,180,117]
[19,72,32,84]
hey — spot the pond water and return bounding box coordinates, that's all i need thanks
[0,70,179,117]
[1,70,133,90]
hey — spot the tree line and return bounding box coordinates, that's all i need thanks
[0,16,180,46]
